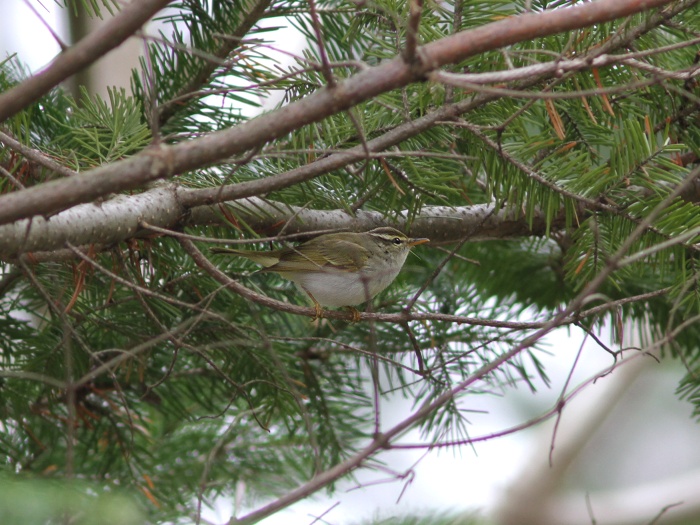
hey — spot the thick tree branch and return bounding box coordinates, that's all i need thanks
[0,0,675,227]
[191,196,565,244]
[3,155,698,257]
[0,185,182,258]
[0,183,564,259]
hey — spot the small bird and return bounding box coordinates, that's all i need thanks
[211,227,429,319]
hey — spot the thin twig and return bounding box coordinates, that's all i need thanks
[0,165,25,190]
[21,0,68,50]
[307,0,336,88]
[403,0,423,65]
[0,129,78,178]
[548,332,587,467]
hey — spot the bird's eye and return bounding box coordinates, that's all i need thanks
[393,237,402,245]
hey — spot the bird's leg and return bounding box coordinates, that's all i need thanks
[313,301,324,321]
[303,289,324,321]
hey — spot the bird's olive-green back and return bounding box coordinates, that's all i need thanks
[263,232,371,274]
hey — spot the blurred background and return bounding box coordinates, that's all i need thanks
[3,2,700,524]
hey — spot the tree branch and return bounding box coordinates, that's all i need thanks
[0,182,568,259]
[0,184,183,257]
[0,129,78,179]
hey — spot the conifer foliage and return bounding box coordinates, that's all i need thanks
[1,0,700,523]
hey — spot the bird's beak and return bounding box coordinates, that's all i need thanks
[408,237,429,247]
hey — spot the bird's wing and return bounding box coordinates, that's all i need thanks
[266,238,369,273]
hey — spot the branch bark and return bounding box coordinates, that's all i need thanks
[0,184,182,258]
[0,183,566,259]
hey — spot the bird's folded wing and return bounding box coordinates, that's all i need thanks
[267,239,369,273]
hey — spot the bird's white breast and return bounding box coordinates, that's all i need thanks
[286,251,408,307]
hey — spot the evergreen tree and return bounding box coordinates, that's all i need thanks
[1,0,700,523]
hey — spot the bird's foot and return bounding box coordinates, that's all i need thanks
[346,306,361,323]
[311,301,324,322]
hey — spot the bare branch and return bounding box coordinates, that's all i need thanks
[0,185,183,257]
[431,48,700,85]
[307,0,336,87]
[403,0,423,65]
[0,185,566,258]
[0,129,78,178]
